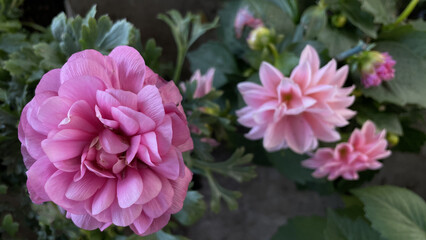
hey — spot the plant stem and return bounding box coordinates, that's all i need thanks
[336,41,370,61]
[394,0,419,25]
[173,46,187,83]
[268,43,279,64]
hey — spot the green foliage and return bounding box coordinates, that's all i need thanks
[174,191,206,226]
[1,214,19,237]
[353,185,426,240]
[359,0,398,24]
[271,216,327,240]
[267,149,314,184]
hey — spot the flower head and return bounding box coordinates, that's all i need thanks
[234,7,264,39]
[360,51,396,88]
[302,120,391,180]
[247,26,273,50]
[188,68,215,98]
[237,45,355,153]
[18,46,193,235]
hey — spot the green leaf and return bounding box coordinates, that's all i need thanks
[379,25,426,58]
[324,210,382,240]
[0,33,28,53]
[352,185,426,240]
[359,0,397,24]
[410,19,426,32]
[174,191,206,226]
[271,216,326,240]
[268,149,314,184]
[317,24,357,57]
[1,214,19,236]
[205,170,242,213]
[275,51,299,76]
[362,41,426,107]
[394,125,426,153]
[99,20,133,51]
[355,106,403,135]
[142,38,162,70]
[33,42,65,70]
[268,0,299,23]
[300,6,327,39]
[329,0,378,38]
[188,41,238,88]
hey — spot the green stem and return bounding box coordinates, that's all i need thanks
[394,0,419,25]
[173,46,187,83]
[268,43,279,65]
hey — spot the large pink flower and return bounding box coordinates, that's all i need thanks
[237,45,355,153]
[18,46,193,235]
[302,121,391,180]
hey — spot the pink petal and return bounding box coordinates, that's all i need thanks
[136,168,162,204]
[126,135,141,164]
[111,107,139,136]
[106,89,138,110]
[99,129,129,154]
[37,96,73,130]
[156,115,173,155]
[300,45,320,74]
[141,213,171,236]
[151,149,181,180]
[290,62,311,90]
[168,167,192,214]
[110,200,143,226]
[109,46,146,93]
[65,172,105,201]
[26,156,56,204]
[283,116,315,154]
[137,85,165,125]
[58,76,106,108]
[42,138,87,163]
[259,62,283,93]
[60,100,100,133]
[143,176,174,218]
[92,179,116,215]
[116,106,156,134]
[69,213,104,230]
[263,120,287,151]
[130,212,153,235]
[35,69,61,94]
[117,168,143,208]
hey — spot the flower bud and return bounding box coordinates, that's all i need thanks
[247,27,273,50]
[386,133,399,147]
[359,51,396,88]
[332,14,346,28]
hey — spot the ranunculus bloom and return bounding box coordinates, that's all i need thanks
[302,120,391,180]
[361,51,396,88]
[234,7,264,39]
[237,45,355,153]
[18,46,193,235]
[182,68,215,98]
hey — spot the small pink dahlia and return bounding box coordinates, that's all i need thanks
[302,121,391,180]
[180,68,215,99]
[361,51,396,88]
[237,45,356,154]
[234,7,264,39]
[18,46,193,235]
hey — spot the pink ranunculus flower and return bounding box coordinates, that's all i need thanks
[302,120,391,180]
[237,45,356,154]
[234,7,264,39]
[18,46,193,236]
[361,51,396,88]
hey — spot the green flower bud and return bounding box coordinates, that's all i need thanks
[332,14,346,28]
[386,133,399,147]
[247,27,273,50]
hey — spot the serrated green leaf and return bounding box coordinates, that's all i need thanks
[275,51,299,75]
[362,41,426,107]
[206,171,241,213]
[268,0,299,23]
[0,32,28,53]
[324,210,382,240]
[33,42,65,70]
[271,216,326,240]
[142,38,162,70]
[1,214,19,236]
[359,0,397,24]
[379,25,426,58]
[99,20,132,51]
[174,191,206,226]
[51,12,67,41]
[352,185,426,240]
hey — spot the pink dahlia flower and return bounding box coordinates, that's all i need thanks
[302,120,391,180]
[234,7,264,39]
[181,68,215,98]
[237,45,356,153]
[361,52,396,88]
[18,46,193,235]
